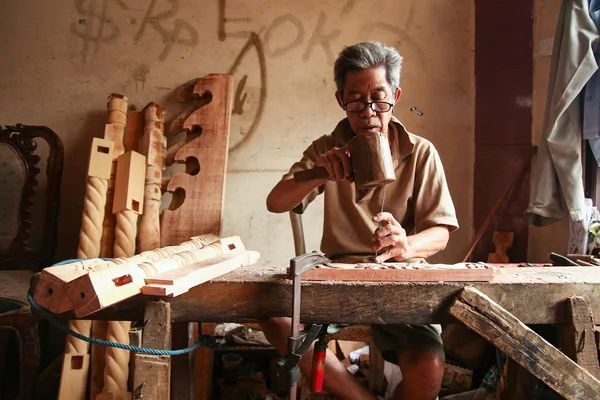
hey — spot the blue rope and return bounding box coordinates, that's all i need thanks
[27,259,224,355]
[27,293,223,355]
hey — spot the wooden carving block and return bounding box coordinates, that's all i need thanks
[88,138,115,179]
[70,236,246,317]
[113,151,146,214]
[296,263,495,282]
[33,258,114,313]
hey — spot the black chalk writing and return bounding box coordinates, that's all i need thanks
[135,0,198,61]
[70,0,125,63]
[263,14,304,58]
[302,12,341,65]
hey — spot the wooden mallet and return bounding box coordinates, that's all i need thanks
[293,131,396,189]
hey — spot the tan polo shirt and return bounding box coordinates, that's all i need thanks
[281,116,459,263]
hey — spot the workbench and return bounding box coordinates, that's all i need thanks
[7,265,600,399]
[85,265,600,325]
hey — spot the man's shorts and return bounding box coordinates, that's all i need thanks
[371,324,445,364]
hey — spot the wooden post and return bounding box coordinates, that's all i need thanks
[97,150,144,400]
[138,102,166,252]
[132,301,172,400]
[100,94,128,259]
[449,287,600,399]
[57,138,115,400]
[560,296,600,378]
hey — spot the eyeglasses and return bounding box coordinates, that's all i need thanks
[343,100,394,113]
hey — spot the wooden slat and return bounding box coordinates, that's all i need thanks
[297,262,494,282]
[449,287,600,399]
[142,250,260,296]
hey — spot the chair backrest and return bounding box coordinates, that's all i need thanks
[0,124,64,270]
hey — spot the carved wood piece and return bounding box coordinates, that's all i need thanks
[487,231,514,263]
[138,103,166,252]
[100,94,128,259]
[161,74,234,245]
[69,236,245,317]
[34,234,222,312]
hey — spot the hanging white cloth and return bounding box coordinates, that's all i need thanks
[525,0,599,226]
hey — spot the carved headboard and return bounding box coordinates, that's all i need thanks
[0,124,64,270]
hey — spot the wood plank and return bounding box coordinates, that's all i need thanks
[560,296,600,378]
[142,250,260,296]
[449,287,600,399]
[133,302,171,400]
[161,74,234,246]
[297,262,495,282]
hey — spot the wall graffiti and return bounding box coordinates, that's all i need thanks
[70,0,127,63]
[71,0,198,63]
[134,0,198,61]
[69,0,423,151]
[301,12,341,65]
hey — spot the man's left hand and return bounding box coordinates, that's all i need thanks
[372,212,411,263]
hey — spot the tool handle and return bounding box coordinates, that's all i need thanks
[293,167,330,182]
[310,339,327,393]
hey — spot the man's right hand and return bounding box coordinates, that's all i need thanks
[314,145,353,182]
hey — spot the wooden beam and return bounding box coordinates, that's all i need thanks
[132,301,171,400]
[69,267,600,325]
[449,287,600,399]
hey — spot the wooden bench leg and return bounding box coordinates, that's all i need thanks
[559,296,600,378]
[132,301,172,400]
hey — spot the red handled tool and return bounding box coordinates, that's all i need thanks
[310,332,327,392]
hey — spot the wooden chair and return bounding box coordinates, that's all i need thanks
[288,211,386,395]
[0,124,64,270]
[0,124,64,399]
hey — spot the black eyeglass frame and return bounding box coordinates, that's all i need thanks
[343,100,395,113]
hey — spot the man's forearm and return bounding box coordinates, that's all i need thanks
[400,226,450,260]
[266,178,326,213]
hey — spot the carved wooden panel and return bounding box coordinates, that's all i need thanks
[161,74,233,246]
[0,124,64,270]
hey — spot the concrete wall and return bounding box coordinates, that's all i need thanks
[0,0,474,267]
[528,0,570,262]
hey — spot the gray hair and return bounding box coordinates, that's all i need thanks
[333,42,403,98]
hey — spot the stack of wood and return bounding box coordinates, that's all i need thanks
[30,74,252,400]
